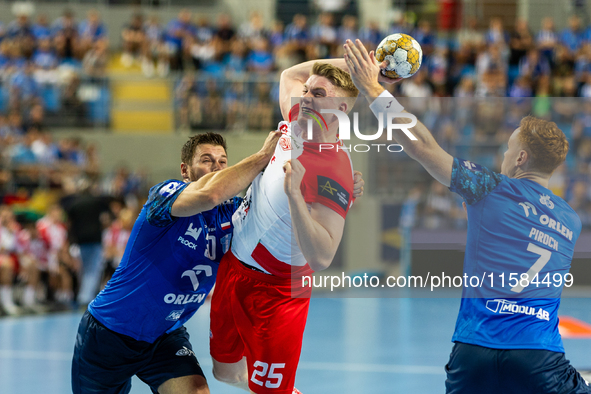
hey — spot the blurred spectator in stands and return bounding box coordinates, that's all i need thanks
[77,9,107,58]
[401,70,433,97]
[3,111,24,140]
[413,20,436,56]
[53,9,78,60]
[552,44,575,94]
[195,15,214,44]
[423,180,454,229]
[31,131,59,166]
[359,20,382,48]
[15,221,43,312]
[518,49,550,80]
[37,204,77,306]
[485,18,509,47]
[82,39,108,80]
[32,38,59,86]
[284,14,309,62]
[509,19,533,68]
[58,137,87,169]
[7,11,35,58]
[224,82,247,130]
[239,11,266,42]
[143,15,166,77]
[568,180,591,227]
[9,130,37,167]
[574,43,591,83]
[0,206,20,315]
[536,17,557,64]
[338,15,358,46]
[24,103,45,132]
[62,73,85,123]
[310,12,337,58]
[427,45,449,88]
[215,14,236,54]
[63,179,110,306]
[101,207,133,287]
[175,73,197,129]
[454,76,475,97]
[248,82,273,131]
[269,20,285,50]
[164,9,195,72]
[202,80,224,129]
[561,15,585,57]
[9,61,39,110]
[457,17,485,58]
[477,43,508,77]
[32,14,52,42]
[189,28,216,71]
[247,37,274,73]
[224,39,248,75]
[580,73,591,97]
[509,76,533,97]
[120,13,146,69]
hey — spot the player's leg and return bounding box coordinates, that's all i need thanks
[72,311,141,394]
[210,251,248,388]
[226,257,311,394]
[212,357,249,391]
[445,342,501,394]
[137,326,209,394]
[499,349,591,394]
[157,375,209,394]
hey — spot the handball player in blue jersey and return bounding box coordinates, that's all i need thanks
[71,131,281,394]
[344,39,591,393]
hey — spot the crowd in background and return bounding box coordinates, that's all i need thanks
[2,6,591,315]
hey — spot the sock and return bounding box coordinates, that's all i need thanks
[23,286,36,306]
[0,285,15,307]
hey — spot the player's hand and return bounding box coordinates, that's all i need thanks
[258,130,282,161]
[283,159,306,199]
[377,65,403,85]
[343,39,384,97]
[353,170,364,198]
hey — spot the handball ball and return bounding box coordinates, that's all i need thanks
[375,33,423,79]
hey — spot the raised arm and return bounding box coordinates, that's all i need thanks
[279,59,349,121]
[343,39,453,186]
[171,131,280,217]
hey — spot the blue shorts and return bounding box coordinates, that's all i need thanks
[72,311,204,394]
[446,342,591,394]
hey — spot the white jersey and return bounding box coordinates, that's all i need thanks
[231,121,355,277]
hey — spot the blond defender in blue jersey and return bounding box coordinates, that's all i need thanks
[343,38,591,394]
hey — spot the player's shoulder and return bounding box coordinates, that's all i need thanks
[148,179,185,196]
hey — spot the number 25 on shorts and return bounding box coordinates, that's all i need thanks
[251,361,285,389]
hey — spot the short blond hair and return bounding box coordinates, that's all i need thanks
[311,62,359,97]
[518,116,568,174]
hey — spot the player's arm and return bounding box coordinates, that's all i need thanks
[343,39,453,186]
[283,159,345,271]
[171,131,280,217]
[279,58,350,121]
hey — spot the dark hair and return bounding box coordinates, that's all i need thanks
[181,132,227,164]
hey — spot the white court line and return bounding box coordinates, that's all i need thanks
[0,349,444,375]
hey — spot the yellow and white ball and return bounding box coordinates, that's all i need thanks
[375,33,422,79]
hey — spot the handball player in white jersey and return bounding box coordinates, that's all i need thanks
[210,59,361,394]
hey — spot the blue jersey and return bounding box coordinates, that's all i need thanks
[89,180,241,343]
[449,158,581,352]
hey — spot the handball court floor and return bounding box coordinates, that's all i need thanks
[1,294,591,394]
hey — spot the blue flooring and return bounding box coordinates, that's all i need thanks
[1,297,590,393]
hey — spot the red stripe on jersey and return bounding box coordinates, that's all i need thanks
[251,242,313,279]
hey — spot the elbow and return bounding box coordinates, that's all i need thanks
[308,257,332,272]
[206,191,225,210]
